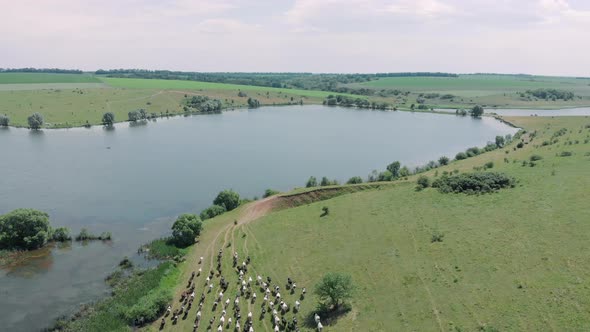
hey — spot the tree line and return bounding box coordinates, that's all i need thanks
[0,68,84,74]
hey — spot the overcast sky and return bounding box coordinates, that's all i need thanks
[1,0,589,76]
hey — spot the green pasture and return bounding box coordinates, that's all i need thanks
[164,116,590,331]
[0,73,100,84]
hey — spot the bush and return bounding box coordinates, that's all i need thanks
[123,288,171,325]
[416,175,430,190]
[377,170,393,181]
[455,152,468,160]
[102,112,115,126]
[306,176,318,188]
[438,156,450,166]
[75,228,95,241]
[27,112,44,129]
[99,232,112,240]
[171,214,202,247]
[483,161,494,169]
[0,209,51,250]
[432,172,516,194]
[466,147,481,157]
[321,206,329,217]
[470,105,484,117]
[200,204,226,220]
[263,189,280,198]
[346,176,363,184]
[0,114,9,126]
[559,151,573,157]
[517,142,524,149]
[530,155,543,161]
[431,231,444,243]
[119,256,133,269]
[52,227,71,242]
[213,190,240,211]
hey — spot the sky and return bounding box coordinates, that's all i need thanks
[1,0,589,76]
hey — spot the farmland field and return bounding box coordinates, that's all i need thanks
[0,72,101,84]
[158,116,590,331]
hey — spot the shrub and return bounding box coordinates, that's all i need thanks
[0,209,51,250]
[0,114,9,126]
[213,190,240,211]
[306,176,318,188]
[52,227,71,242]
[470,105,484,117]
[263,189,280,198]
[559,151,573,157]
[123,288,171,324]
[102,112,115,126]
[416,175,430,190]
[530,155,543,161]
[432,172,516,194]
[377,170,393,181]
[431,231,444,243]
[200,204,226,220]
[119,256,133,269]
[517,142,524,148]
[346,176,363,184]
[75,228,95,241]
[483,161,494,169]
[455,152,468,160]
[99,232,112,240]
[27,112,44,129]
[321,206,329,217]
[438,156,450,166]
[466,147,481,157]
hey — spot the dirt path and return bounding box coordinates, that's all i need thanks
[158,196,278,331]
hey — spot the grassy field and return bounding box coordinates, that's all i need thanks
[157,116,590,331]
[352,75,590,109]
[0,73,100,84]
[1,73,590,128]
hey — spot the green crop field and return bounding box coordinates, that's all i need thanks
[158,116,590,331]
[101,77,342,99]
[0,72,101,84]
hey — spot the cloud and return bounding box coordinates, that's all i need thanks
[386,0,456,18]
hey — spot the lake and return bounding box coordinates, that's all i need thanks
[0,105,517,331]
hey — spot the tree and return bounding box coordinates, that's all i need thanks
[320,177,331,186]
[247,98,260,108]
[102,112,115,126]
[438,156,450,166]
[171,214,202,247]
[0,209,51,250]
[314,272,355,310]
[470,105,484,117]
[213,190,241,211]
[495,135,505,148]
[399,166,411,177]
[128,110,140,122]
[138,109,147,120]
[306,176,318,188]
[27,112,44,129]
[0,114,9,126]
[386,161,401,178]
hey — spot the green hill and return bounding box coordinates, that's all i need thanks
[162,116,590,331]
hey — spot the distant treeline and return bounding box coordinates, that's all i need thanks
[94,69,458,96]
[0,68,84,74]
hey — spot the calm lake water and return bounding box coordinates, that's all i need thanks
[0,105,517,331]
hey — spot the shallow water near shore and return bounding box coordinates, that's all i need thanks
[0,105,517,331]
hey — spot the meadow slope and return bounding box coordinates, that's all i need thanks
[158,116,590,331]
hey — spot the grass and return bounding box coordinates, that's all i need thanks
[352,74,590,110]
[0,73,100,84]
[161,116,590,331]
[100,77,343,99]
